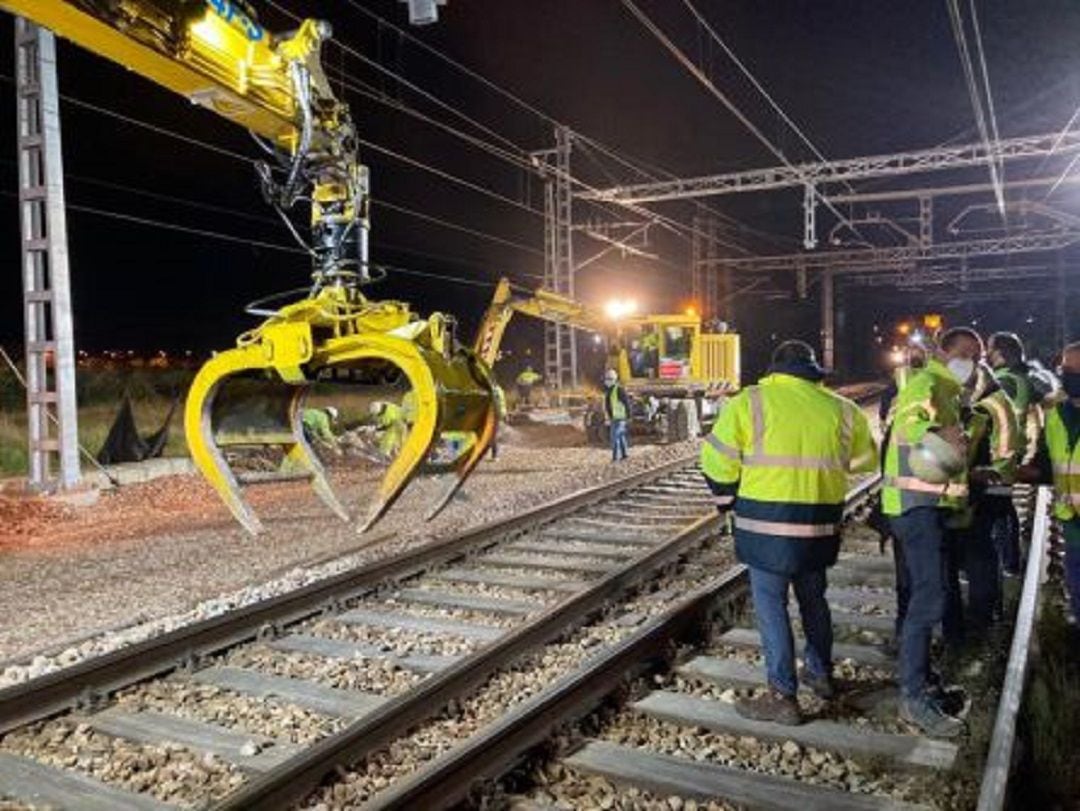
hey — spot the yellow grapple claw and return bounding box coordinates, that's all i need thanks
[185,288,495,535]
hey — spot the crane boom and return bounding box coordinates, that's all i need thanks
[3,0,498,535]
[3,0,368,283]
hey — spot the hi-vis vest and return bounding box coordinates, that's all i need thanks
[1046,405,1080,521]
[608,384,628,421]
[701,373,878,575]
[882,357,967,516]
[973,387,1021,482]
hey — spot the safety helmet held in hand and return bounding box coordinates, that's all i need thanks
[909,431,965,484]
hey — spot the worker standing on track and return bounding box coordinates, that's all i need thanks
[1023,341,1080,626]
[302,406,340,455]
[490,383,507,460]
[370,400,407,459]
[882,330,972,737]
[604,368,631,462]
[516,365,542,407]
[988,332,1039,576]
[946,353,1020,643]
[701,340,877,725]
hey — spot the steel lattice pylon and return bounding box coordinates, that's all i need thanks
[541,126,576,390]
[15,18,80,490]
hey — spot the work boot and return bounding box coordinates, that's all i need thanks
[735,689,802,725]
[899,696,964,738]
[799,668,837,700]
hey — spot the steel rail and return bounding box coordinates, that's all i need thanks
[976,485,1053,811]
[363,475,880,810]
[0,454,696,734]
[216,497,723,809]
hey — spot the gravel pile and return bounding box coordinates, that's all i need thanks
[112,679,341,745]
[0,440,696,685]
[0,720,244,808]
[309,618,480,658]
[226,645,421,696]
[375,596,526,628]
[521,762,738,811]
[405,579,564,606]
[591,712,925,802]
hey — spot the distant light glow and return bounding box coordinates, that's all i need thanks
[604,298,638,320]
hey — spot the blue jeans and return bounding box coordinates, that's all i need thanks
[749,565,832,696]
[889,507,948,700]
[610,419,628,460]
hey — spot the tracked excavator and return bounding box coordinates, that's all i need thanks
[5,0,496,534]
[474,278,740,443]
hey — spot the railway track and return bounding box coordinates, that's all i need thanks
[0,454,732,809]
[369,483,1050,811]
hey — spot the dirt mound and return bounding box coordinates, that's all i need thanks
[501,421,586,449]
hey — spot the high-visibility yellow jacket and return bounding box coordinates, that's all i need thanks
[516,368,541,386]
[301,408,336,445]
[882,358,967,517]
[492,384,507,421]
[376,403,406,456]
[701,372,878,575]
[995,365,1042,464]
[1047,403,1080,522]
[971,385,1021,483]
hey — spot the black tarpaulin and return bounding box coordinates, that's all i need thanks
[96,395,179,465]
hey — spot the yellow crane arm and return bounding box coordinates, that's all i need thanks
[2,0,324,146]
[473,277,614,367]
[3,0,368,284]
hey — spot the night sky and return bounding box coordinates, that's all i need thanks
[1,0,1079,379]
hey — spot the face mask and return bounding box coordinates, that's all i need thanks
[1062,371,1080,398]
[946,357,976,385]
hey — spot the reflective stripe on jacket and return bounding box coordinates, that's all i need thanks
[1047,405,1080,521]
[881,357,966,516]
[974,388,1021,482]
[700,372,878,575]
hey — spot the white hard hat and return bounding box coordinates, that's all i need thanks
[368,401,384,417]
[325,406,339,421]
[908,431,965,484]
[604,368,618,384]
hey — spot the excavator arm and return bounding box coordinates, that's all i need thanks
[3,0,496,533]
[474,277,616,368]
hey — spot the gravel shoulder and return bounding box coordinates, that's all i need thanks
[0,427,695,671]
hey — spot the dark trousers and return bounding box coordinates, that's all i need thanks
[943,503,1001,648]
[889,507,948,700]
[988,496,1021,575]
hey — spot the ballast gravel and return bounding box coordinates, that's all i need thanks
[0,440,696,684]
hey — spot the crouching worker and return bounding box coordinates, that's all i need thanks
[302,406,341,456]
[701,340,877,724]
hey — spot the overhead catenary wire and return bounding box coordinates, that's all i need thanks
[946,0,1006,217]
[618,0,866,244]
[271,0,772,253]
[679,0,855,197]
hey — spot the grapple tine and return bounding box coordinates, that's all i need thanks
[184,351,265,535]
[359,361,441,533]
[284,388,350,523]
[424,396,498,522]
